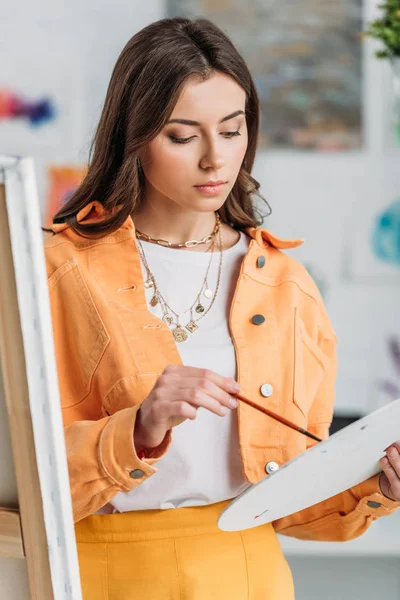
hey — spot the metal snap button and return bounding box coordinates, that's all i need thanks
[367,501,382,509]
[129,469,145,479]
[251,314,265,325]
[265,461,279,475]
[260,383,273,398]
[257,256,266,268]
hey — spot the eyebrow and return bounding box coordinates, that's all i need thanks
[166,109,245,126]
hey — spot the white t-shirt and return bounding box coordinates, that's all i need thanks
[95,229,252,513]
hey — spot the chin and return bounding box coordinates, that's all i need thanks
[191,200,226,213]
[192,193,230,209]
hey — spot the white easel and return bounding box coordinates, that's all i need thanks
[0,156,82,599]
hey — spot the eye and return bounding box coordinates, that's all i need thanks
[222,130,241,138]
[168,135,194,144]
[168,130,241,144]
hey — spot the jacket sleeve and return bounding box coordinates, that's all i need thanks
[45,242,172,523]
[65,406,172,523]
[273,307,400,541]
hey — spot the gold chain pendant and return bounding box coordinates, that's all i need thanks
[185,321,198,333]
[137,216,223,346]
[162,314,173,325]
[172,326,188,343]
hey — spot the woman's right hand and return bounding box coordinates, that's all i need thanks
[133,364,241,451]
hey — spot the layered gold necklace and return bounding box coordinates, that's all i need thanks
[135,213,223,343]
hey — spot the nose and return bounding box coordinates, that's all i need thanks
[199,141,225,170]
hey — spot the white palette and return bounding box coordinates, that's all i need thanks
[218,398,400,532]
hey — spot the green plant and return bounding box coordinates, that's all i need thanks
[364,0,400,59]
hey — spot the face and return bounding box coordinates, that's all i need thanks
[138,71,248,215]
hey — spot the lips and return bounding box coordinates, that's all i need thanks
[194,180,226,187]
[193,181,227,196]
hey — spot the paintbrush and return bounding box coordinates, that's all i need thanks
[234,392,322,443]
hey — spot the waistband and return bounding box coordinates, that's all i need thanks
[74,500,263,543]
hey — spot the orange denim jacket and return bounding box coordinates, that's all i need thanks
[45,201,400,537]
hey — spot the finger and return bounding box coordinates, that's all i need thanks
[381,452,400,501]
[170,401,198,421]
[148,395,198,423]
[380,460,400,500]
[153,386,227,418]
[193,376,239,409]
[385,445,400,477]
[172,377,238,411]
[384,440,400,453]
[163,364,240,394]
[180,387,232,417]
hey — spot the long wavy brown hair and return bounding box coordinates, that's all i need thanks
[43,17,271,239]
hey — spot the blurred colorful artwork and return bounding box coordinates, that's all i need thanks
[0,87,56,126]
[371,199,400,268]
[168,0,363,151]
[341,181,400,285]
[45,165,86,228]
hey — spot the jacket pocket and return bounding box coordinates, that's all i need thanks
[48,258,110,408]
[293,310,329,419]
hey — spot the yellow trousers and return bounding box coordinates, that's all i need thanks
[74,500,294,599]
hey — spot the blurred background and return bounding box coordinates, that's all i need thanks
[1,0,400,598]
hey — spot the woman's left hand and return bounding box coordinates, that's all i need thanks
[379,441,400,501]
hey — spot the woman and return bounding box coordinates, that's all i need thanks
[43,16,400,600]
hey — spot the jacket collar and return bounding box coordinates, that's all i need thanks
[51,200,304,250]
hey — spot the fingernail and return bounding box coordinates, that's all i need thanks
[229,397,238,408]
[231,381,241,392]
[220,406,228,416]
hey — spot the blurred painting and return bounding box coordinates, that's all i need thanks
[44,165,86,228]
[0,87,55,127]
[168,0,363,151]
[340,157,400,285]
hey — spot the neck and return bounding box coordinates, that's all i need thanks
[133,203,217,246]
